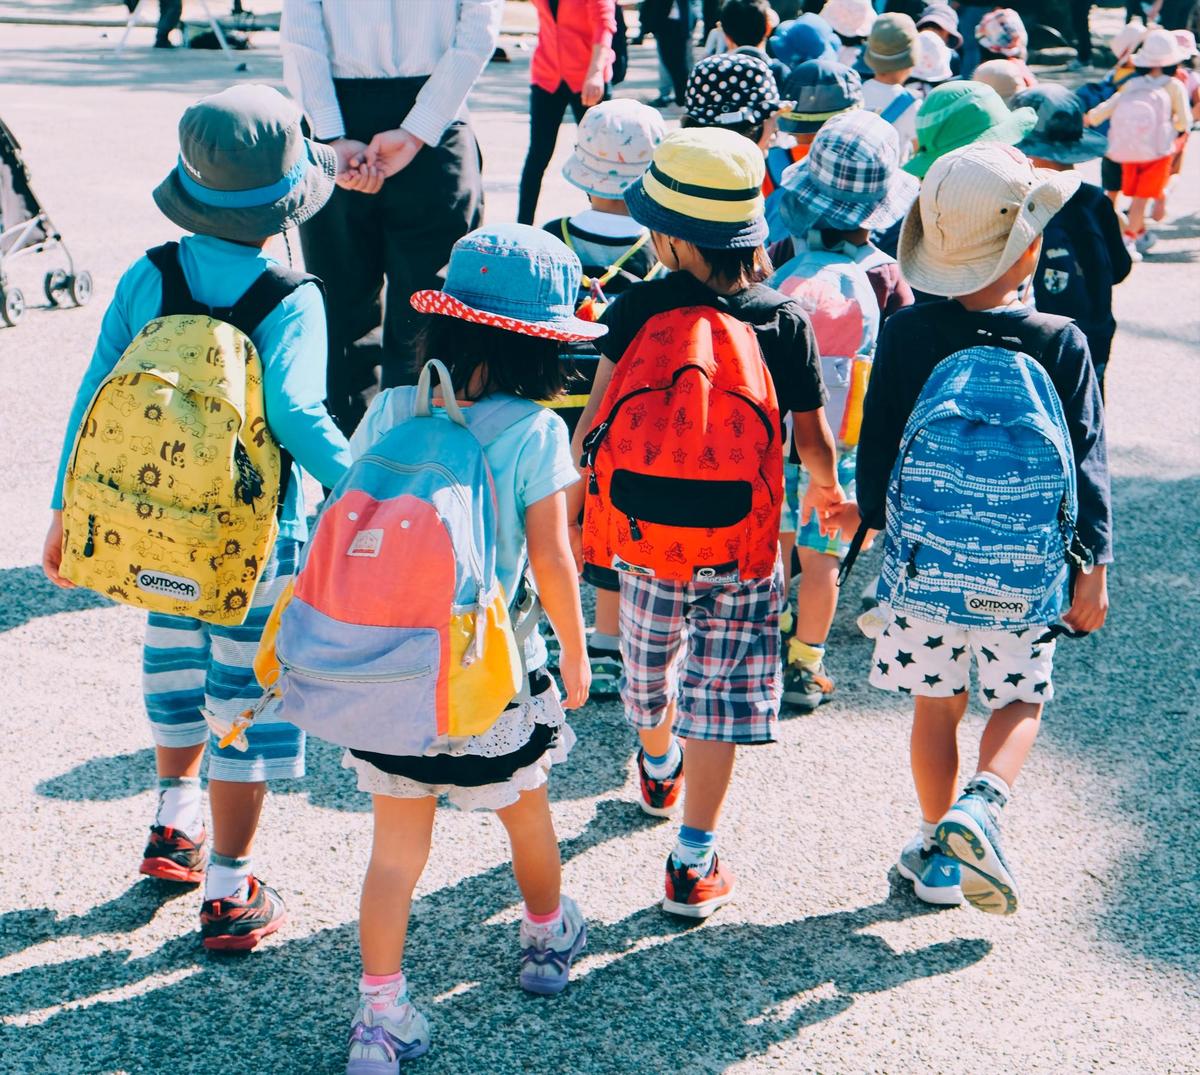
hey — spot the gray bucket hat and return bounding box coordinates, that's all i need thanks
[153,84,336,243]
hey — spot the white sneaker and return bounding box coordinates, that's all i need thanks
[1123,237,1143,263]
[346,993,430,1073]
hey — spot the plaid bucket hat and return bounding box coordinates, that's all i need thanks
[778,58,863,134]
[685,53,782,128]
[562,99,665,198]
[410,224,606,342]
[153,84,336,244]
[625,127,768,248]
[779,109,918,233]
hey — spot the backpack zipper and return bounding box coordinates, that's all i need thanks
[282,659,432,684]
[82,514,96,558]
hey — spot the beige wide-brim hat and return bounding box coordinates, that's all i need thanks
[899,141,1080,296]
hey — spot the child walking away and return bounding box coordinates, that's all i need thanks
[719,0,791,86]
[570,128,841,917]
[851,143,1112,913]
[861,13,922,162]
[820,0,877,71]
[1085,28,1193,258]
[915,3,963,72]
[43,85,351,949]
[770,110,917,710]
[543,98,665,696]
[908,30,956,99]
[256,225,593,1067]
[769,12,840,71]
[1013,85,1133,394]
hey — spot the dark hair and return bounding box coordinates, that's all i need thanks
[414,316,565,402]
[1161,63,1179,76]
[695,244,774,288]
[720,0,771,46]
[680,111,765,145]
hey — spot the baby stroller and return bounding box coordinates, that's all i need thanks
[0,115,92,327]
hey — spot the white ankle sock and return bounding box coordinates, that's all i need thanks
[155,777,202,835]
[360,971,408,1012]
[642,738,682,779]
[590,631,620,653]
[920,819,937,851]
[969,770,1011,808]
[204,854,252,901]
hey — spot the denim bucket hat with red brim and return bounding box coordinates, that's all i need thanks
[153,84,336,244]
[410,224,607,343]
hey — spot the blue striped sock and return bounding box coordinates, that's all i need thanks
[672,824,715,874]
[642,738,682,779]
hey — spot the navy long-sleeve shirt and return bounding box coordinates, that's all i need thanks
[855,301,1114,565]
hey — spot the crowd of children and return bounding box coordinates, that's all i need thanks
[41,3,1200,1068]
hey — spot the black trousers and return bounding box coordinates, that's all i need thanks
[655,15,694,106]
[517,82,589,225]
[299,77,483,435]
[1070,0,1093,63]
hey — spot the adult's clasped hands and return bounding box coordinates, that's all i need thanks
[330,130,425,194]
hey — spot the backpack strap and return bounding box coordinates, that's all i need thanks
[466,394,543,447]
[222,266,323,338]
[147,242,206,317]
[879,89,915,126]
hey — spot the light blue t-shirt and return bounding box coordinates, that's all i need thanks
[51,234,352,541]
[351,388,579,669]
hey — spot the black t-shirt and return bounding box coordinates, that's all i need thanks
[597,270,827,434]
[856,301,1113,565]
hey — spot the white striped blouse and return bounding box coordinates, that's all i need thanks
[281,0,504,145]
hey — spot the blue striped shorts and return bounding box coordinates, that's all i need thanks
[142,539,304,783]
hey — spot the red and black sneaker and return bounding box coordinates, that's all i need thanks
[662,852,736,919]
[200,876,286,952]
[636,748,684,818]
[139,825,208,885]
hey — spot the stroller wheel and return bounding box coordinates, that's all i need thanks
[44,269,70,306]
[69,271,94,307]
[1,287,26,327]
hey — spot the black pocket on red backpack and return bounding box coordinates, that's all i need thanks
[610,470,753,529]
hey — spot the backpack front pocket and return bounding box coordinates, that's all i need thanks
[275,596,442,755]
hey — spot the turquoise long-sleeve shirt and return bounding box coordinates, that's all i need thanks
[51,234,352,542]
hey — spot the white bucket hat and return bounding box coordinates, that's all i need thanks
[912,29,955,83]
[820,0,875,38]
[561,99,665,199]
[1132,27,1190,68]
[899,142,1080,296]
[1109,20,1148,63]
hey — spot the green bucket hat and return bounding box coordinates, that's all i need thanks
[904,80,1036,179]
[153,84,337,243]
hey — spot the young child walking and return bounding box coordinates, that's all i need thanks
[571,128,841,917]
[1086,27,1193,257]
[852,142,1112,913]
[770,110,917,709]
[1013,84,1133,394]
[542,97,665,696]
[338,225,594,1067]
[43,85,352,949]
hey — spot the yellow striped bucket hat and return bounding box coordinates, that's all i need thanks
[624,128,768,249]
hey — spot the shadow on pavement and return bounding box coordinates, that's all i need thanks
[0,565,110,632]
[0,800,990,1074]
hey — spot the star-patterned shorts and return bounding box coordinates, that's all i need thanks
[866,608,1057,710]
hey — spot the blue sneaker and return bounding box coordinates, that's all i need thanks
[896,835,964,907]
[346,995,430,1073]
[936,793,1020,915]
[519,894,587,995]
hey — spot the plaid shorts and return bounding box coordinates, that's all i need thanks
[618,559,784,744]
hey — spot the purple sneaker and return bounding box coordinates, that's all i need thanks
[518,894,587,995]
[346,998,430,1074]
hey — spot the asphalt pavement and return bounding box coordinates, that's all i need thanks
[0,20,1197,1075]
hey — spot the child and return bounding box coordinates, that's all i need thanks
[853,142,1112,912]
[975,7,1034,85]
[1159,29,1200,219]
[1083,20,1150,215]
[570,128,841,916]
[41,85,353,948]
[770,110,917,709]
[908,29,956,98]
[861,13,922,162]
[543,98,665,695]
[916,3,963,72]
[1013,84,1133,394]
[343,224,593,1067]
[972,57,1029,105]
[820,0,877,70]
[718,0,792,85]
[683,51,782,144]
[1085,27,1192,256]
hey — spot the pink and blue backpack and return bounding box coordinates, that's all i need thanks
[259,360,543,756]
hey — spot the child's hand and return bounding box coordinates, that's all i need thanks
[558,650,592,710]
[801,482,846,536]
[330,138,384,194]
[822,499,862,540]
[42,511,73,589]
[1063,564,1109,634]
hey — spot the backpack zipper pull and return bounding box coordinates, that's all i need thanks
[83,514,96,558]
[588,470,599,495]
[906,542,921,579]
[627,515,643,542]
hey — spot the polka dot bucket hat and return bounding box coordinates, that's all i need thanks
[684,53,782,129]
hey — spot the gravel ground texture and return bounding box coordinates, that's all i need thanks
[0,18,1198,1075]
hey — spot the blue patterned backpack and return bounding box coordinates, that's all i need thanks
[875,341,1090,628]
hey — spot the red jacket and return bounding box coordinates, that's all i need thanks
[530,0,616,94]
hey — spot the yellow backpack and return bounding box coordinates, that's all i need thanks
[60,243,310,626]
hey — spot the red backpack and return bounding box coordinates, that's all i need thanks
[581,306,783,584]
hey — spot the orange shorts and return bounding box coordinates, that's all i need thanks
[1121,155,1172,199]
